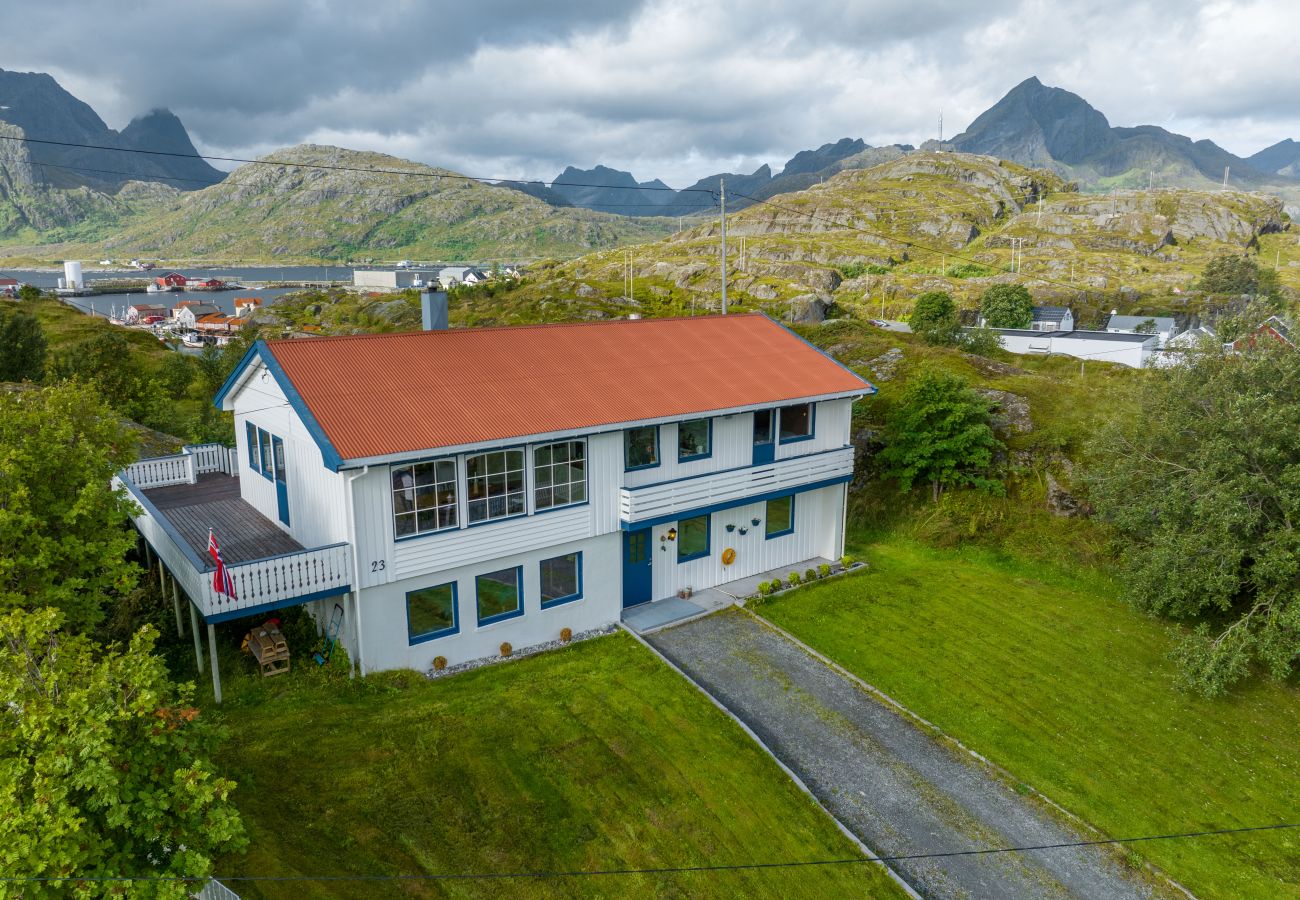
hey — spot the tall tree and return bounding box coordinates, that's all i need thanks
[0,382,139,632]
[979,284,1034,329]
[1196,253,1281,304]
[910,290,960,345]
[0,306,48,382]
[879,368,1002,501]
[0,608,245,898]
[1086,344,1300,695]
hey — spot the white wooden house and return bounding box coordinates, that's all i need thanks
[118,310,873,699]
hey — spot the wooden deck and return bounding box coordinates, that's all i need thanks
[144,474,303,565]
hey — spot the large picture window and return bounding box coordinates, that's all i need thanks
[476,566,523,625]
[677,514,710,562]
[406,582,458,643]
[625,425,659,470]
[392,459,458,538]
[540,552,583,608]
[534,440,587,511]
[466,449,525,524]
[765,495,795,539]
[779,403,813,442]
[678,419,711,461]
[246,422,258,471]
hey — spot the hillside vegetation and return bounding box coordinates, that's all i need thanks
[0,145,674,265]
[474,152,1294,326]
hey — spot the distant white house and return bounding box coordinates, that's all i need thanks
[174,304,222,329]
[353,269,441,291]
[978,304,1073,331]
[1150,326,1222,367]
[989,328,1158,368]
[1105,313,1180,347]
[0,277,21,297]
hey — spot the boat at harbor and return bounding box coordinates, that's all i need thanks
[181,331,206,349]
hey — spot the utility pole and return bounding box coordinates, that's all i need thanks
[938,109,944,144]
[720,176,728,314]
[1148,170,1154,192]
[1222,166,1229,190]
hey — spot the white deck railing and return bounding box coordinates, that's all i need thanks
[619,446,855,524]
[123,443,236,489]
[117,475,352,620]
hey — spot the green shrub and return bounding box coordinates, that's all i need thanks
[757,581,773,596]
[841,555,856,568]
[805,568,818,582]
[787,571,802,586]
[818,563,831,578]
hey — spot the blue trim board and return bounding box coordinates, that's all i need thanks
[759,311,878,396]
[203,585,352,625]
[764,493,796,539]
[621,474,852,531]
[216,341,346,472]
[539,550,584,609]
[406,581,459,644]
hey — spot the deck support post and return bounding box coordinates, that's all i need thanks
[190,603,205,675]
[158,562,166,594]
[171,576,184,638]
[208,623,222,705]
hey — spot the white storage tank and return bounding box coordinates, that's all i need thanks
[63,260,83,290]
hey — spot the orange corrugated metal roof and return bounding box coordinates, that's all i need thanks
[262,313,872,461]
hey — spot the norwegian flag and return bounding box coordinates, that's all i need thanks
[208,529,237,602]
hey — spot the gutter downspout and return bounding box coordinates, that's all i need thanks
[345,465,370,677]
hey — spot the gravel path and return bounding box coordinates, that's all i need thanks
[646,609,1162,899]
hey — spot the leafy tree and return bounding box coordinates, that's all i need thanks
[156,351,196,396]
[0,382,139,632]
[1086,345,1300,695]
[16,283,41,302]
[960,325,1005,356]
[879,368,1003,501]
[0,608,245,897]
[1133,318,1159,334]
[979,284,1034,328]
[0,306,47,382]
[51,331,153,417]
[910,290,960,344]
[1196,253,1281,304]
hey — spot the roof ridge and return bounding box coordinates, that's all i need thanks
[264,311,767,348]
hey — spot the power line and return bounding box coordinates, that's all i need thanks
[3,822,1295,884]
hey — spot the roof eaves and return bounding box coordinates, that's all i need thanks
[756,311,877,396]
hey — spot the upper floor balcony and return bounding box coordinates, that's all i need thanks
[117,444,352,622]
[618,445,855,526]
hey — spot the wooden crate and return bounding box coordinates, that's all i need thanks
[248,624,290,677]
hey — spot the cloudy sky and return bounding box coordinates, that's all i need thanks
[6,0,1299,187]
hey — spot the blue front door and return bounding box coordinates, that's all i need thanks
[272,436,290,526]
[622,528,652,607]
[752,409,775,465]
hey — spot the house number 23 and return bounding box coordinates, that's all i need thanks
[370,560,386,573]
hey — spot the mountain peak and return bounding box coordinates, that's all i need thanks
[950,77,1115,166]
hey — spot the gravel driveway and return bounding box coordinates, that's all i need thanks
[646,609,1164,899]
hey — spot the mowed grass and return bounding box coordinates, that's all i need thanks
[211,632,904,900]
[756,538,1300,899]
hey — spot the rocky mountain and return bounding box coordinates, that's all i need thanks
[0,68,222,190]
[478,151,1291,328]
[3,144,672,262]
[1249,139,1300,178]
[942,77,1295,194]
[545,139,913,218]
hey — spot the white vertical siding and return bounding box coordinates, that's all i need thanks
[621,413,753,488]
[360,532,621,672]
[648,484,840,601]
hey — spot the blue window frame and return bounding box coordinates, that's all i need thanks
[406,582,459,644]
[539,551,583,608]
[257,428,273,478]
[764,494,795,539]
[678,419,712,462]
[778,403,815,443]
[246,422,258,471]
[677,514,710,562]
[625,425,659,470]
[476,566,524,626]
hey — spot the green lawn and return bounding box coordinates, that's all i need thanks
[210,632,904,899]
[755,538,1300,899]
